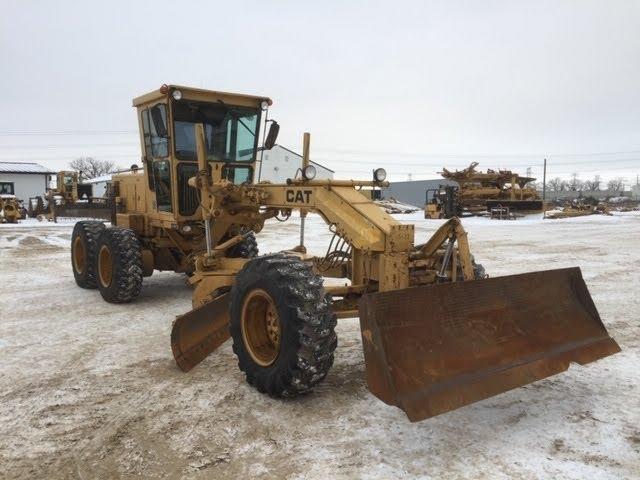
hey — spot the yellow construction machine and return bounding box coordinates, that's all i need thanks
[424,185,460,219]
[70,85,620,421]
[0,195,22,223]
[39,171,113,222]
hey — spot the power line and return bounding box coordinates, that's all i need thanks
[313,147,640,159]
[312,156,640,168]
[0,141,139,149]
[0,130,639,158]
[0,130,137,136]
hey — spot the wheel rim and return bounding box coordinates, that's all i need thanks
[72,236,85,275]
[241,289,281,367]
[98,245,113,288]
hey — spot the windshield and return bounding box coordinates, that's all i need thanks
[172,100,260,162]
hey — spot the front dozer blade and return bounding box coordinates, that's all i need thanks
[171,293,231,372]
[358,267,620,422]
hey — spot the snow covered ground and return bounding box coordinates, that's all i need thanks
[0,213,639,479]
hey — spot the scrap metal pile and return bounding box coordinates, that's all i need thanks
[546,201,612,219]
[441,162,543,214]
[374,197,420,214]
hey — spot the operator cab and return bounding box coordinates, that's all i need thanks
[132,84,278,220]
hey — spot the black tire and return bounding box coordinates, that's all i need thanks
[454,257,487,280]
[230,254,337,397]
[71,221,106,289]
[226,231,259,258]
[473,262,487,279]
[95,227,143,303]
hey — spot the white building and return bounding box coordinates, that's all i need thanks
[257,145,334,183]
[0,162,56,201]
[84,173,113,198]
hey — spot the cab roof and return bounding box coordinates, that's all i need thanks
[132,84,272,108]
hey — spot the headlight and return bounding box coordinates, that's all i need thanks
[172,89,183,101]
[260,100,270,111]
[373,168,387,182]
[302,165,317,180]
[182,224,192,233]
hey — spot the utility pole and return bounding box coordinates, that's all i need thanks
[542,158,547,219]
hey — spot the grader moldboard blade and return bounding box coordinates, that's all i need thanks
[171,293,231,372]
[53,204,113,221]
[358,267,620,422]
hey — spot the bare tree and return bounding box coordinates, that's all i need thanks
[548,177,564,192]
[607,177,625,192]
[568,172,583,191]
[69,157,119,181]
[591,174,601,191]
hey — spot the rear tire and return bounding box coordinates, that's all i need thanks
[71,221,106,289]
[96,227,143,303]
[230,254,337,397]
[226,231,258,258]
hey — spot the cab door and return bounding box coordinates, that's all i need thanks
[141,103,173,215]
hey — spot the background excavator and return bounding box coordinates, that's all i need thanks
[70,85,620,421]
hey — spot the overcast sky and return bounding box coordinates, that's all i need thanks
[1,0,639,183]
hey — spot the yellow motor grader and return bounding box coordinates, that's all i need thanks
[38,171,113,222]
[0,195,22,223]
[70,85,619,421]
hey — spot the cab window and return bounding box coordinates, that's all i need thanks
[173,100,259,162]
[222,165,253,185]
[148,104,169,157]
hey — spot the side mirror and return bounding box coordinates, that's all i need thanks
[150,105,168,138]
[264,121,279,150]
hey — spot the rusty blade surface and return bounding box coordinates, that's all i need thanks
[54,205,113,220]
[358,267,620,422]
[171,293,231,372]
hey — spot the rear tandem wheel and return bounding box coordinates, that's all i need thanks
[71,220,106,289]
[95,227,143,303]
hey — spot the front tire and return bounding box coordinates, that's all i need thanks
[96,227,143,303]
[230,254,337,397]
[71,221,106,289]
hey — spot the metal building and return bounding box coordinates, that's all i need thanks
[382,179,459,208]
[257,145,334,183]
[84,173,113,198]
